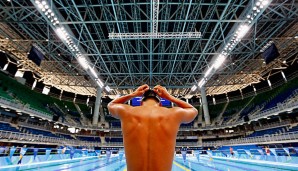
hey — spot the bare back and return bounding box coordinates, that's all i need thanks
[120,105,181,171]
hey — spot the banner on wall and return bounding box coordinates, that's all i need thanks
[244,150,252,157]
[119,150,124,162]
[17,147,28,164]
[181,150,187,162]
[0,147,5,154]
[45,148,52,160]
[269,148,277,156]
[257,149,264,155]
[283,148,290,156]
[70,149,75,159]
[106,150,111,161]
[57,149,62,154]
[207,150,213,157]
[82,149,88,156]
[194,150,200,162]
[33,148,38,160]
[9,147,16,159]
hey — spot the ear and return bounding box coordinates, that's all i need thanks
[159,102,162,107]
[140,101,143,106]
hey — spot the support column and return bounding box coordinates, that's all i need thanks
[93,87,102,126]
[201,87,211,125]
[99,105,105,123]
[198,104,203,123]
[278,116,282,122]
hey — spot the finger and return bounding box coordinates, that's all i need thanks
[144,86,150,91]
[153,85,160,90]
[139,85,147,90]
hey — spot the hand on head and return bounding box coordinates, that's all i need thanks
[133,84,171,99]
[133,84,150,96]
[153,85,171,100]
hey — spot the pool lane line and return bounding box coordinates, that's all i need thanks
[85,158,122,171]
[0,156,99,170]
[121,161,191,171]
[173,161,191,171]
[16,157,102,171]
[212,156,298,171]
[176,160,221,171]
[188,158,255,171]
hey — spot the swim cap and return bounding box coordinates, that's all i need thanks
[142,89,160,102]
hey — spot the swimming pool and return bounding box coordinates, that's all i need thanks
[1,155,298,171]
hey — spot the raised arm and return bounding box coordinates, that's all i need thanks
[107,84,150,119]
[153,85,198,123]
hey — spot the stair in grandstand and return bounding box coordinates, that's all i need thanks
[9,122,19,131]
[74,103,90,126]
[246,104,265,118]
[282,89,298,104]
[212,102,229,126]
[288,123,298,133]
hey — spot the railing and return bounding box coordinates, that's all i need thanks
[254,119,292,131]
[0,116,12,123]
[18,121,52,132]
[2,130,298,148]
[203,131,298,147]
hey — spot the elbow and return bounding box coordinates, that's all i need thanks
[107,103,115,116]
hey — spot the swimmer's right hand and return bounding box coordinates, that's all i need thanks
[132,84,150,96]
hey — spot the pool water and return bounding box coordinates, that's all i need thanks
[1,155,298,171]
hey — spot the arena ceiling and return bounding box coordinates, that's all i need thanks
[0,0,297,97]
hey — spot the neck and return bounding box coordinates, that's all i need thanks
[142,99,159,106]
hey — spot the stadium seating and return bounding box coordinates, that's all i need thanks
[288,125,298,133]
[110,121,121,128]
[77,136,101,142]
[22,127,59,138]
[0,122,19,132]
[176,139,198,143]
[247,127,285,137]
[105,137,123,143]
[0,87,13,100]
[180,121,194,128]
[263,87,298,111]
[57,134,75,140]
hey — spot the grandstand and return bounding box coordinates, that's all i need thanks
[0,0,298,170]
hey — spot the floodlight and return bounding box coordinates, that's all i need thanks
[56,27,68,40]
[105,86,111,92]
[191,85,197,91]
[205,67,213,77]
[89,67,98,78]
[77,57,89,69]
[96,79,104,88]
[213,54,226,69]
[236,25,250,39]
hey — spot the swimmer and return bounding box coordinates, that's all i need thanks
[108,84,198,171]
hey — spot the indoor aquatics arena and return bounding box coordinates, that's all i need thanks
[0,0,298,170]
